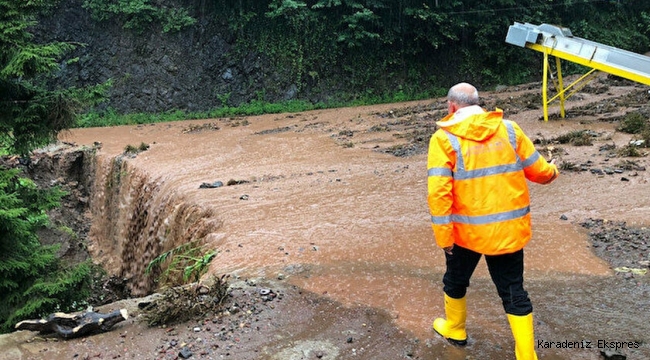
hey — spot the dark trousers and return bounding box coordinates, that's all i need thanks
[443,245,533,316]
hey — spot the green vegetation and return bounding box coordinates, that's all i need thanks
[0,0,108,155]
[618,112,647,134]
[617,145,644,157]
[82,0,196,33]
[0,0,102,333]
[0,169,93,332]
[124,142,150,154]
[77,99,328,127]
[553,130,594,146]
[219,0,650,100]
[75,89,436,127]
[145,241,217,288]
[617,112,650,149]
[65,0,650,128]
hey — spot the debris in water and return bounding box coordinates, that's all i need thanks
[141,274,230,326]
[199,181,223,188]
[15,309,128,339]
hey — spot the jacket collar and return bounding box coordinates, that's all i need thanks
[437,105,485,127]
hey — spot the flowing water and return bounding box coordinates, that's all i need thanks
[59,88,650,359]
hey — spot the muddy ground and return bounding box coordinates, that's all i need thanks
[1,74,650,360]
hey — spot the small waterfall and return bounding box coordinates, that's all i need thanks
[88,154,221,296]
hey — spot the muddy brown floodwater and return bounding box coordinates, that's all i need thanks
[2,74,650,360]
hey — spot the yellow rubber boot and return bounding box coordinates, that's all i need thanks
[432,294,467,346]
[507,313,539,360]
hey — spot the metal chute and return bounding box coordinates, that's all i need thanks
[506,22,650,121]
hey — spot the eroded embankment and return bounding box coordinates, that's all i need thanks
[15,143,222,298]
[87,151,222,296]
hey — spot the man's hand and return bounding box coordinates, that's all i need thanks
[443,245,454,255]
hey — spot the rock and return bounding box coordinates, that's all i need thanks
[179,346,193,358]
[199,181,224,189]
[600,349,626,359]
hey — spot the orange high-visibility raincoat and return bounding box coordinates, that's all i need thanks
[427,106,558,255]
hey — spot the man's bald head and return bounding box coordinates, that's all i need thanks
[447,83,479,107]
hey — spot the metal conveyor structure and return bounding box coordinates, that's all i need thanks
[505,22,650,121]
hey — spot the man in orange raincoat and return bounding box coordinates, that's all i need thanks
[427,82,558,360]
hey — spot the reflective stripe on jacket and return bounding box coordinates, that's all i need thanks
[427,108,558,255]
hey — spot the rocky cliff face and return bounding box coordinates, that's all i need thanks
[35,0,301,114]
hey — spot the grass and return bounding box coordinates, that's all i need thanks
[74,89,441,128]
[617,112,647,134]
[552,130,593,146]
[75,100,328,128]
[123,142,150,155]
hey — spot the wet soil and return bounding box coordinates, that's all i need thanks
[1,278,422,360]
[2,73,650,359]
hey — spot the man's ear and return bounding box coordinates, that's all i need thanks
[448,101,458,113]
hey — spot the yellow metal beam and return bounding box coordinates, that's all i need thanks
[555,56,565,119]
[527,42,650,86]
[506,23,650,121]
[547,68,599,104]
[540,53,600,121]
[542,51,549,121]
[533,43,640,121]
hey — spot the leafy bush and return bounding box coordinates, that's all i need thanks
[82,0,196,33]
[145,240,217,288]
[617,112,648,134]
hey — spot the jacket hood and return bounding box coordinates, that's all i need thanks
[436,105,504,142]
